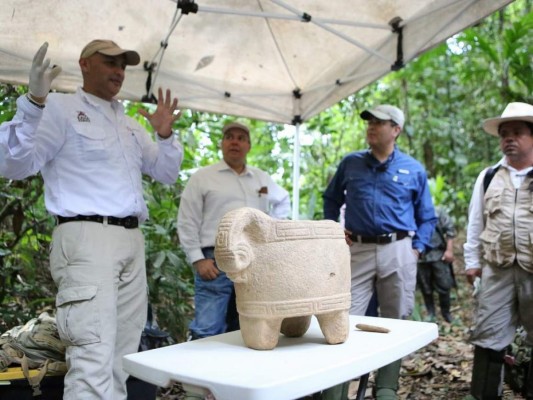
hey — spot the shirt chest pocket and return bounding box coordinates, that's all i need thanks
[382,173,414,201]
[72,124,107,161]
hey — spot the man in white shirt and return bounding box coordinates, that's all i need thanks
[177,122,291,340]
[463,102,533,400]
[0,41,183,400]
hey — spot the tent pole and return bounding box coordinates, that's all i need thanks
[292,123,301,220]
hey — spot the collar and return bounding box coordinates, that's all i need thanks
[217,160,254,176]
[77,87,121,111]
[366,146,397,168]
[501,157,533,175]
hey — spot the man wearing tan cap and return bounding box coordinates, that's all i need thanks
[177,121,291,341]
[463,102,533,399]
[0,40,183,399]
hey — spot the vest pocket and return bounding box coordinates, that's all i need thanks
[484,192,502,218]
[479,230,505,266]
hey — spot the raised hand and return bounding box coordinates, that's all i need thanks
[29,42,62,102]
[139,87,181,138]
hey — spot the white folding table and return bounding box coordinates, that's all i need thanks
[123,315,438,400]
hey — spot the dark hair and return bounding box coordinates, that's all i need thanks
[497,121,533,136]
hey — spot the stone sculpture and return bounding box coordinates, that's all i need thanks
[214,207,351,350]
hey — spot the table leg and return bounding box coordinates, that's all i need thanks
[355,373,369,400]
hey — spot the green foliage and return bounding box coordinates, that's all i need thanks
[0,173,56,332]
[141,178,194,342]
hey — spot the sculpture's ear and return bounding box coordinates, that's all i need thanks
[227,242,253,283]
[233,242,253,270]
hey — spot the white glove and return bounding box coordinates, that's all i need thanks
[29,42,62,99]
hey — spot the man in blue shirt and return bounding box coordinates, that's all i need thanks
[322,104,436,400]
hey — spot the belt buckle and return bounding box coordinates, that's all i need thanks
[123,217,138,229]
[376,233,393,244]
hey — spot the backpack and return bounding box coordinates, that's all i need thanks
[482,165,500,193]
[0,311,67,395]
[504,326,531,396]
[138,303,174,352]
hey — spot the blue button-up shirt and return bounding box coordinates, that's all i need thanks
[323,147,436,253]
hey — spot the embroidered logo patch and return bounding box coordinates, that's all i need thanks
[77,111,90,122]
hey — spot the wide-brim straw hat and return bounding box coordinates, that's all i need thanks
[482,102,533,136]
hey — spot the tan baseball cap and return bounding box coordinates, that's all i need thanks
[223,122,250,137]
[80,39,140,66]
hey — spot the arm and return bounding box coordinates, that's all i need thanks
[0,42,62,179]
[177,174,220,280]
[177,174,206,265]
[0,96,45,179]
[323,159,346,221]
[266,177,291,219]
[442,238,455,263]
[411,171,437,254]
[463,169,488,284]
[440,208,456,263]
[134,88,183,184]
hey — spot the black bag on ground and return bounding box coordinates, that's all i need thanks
[504,326,531,396]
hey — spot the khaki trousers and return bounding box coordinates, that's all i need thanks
[471,262,533,350]
[50,221,148,400]
[348,238,417,319]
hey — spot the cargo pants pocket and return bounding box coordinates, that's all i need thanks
[55,285,101,346]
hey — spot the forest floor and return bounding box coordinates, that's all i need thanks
[157,245,527,400]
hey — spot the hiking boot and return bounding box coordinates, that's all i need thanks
[439,293,453,322]
[422,293,436,321]
[375,359,401,400]
[470,346,504,399]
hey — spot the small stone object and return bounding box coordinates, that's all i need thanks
[215,207,351,350]
[355,324,390,334]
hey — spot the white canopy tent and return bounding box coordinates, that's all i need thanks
[0,0,514,217]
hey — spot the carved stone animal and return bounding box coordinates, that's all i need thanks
[214,207,351,350]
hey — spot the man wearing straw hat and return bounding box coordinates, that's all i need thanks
[463,102,533,399]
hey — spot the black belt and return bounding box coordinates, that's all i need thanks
[56,215,139,229]
[349,231,410,245]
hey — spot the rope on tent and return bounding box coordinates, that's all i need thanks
[390,17,405,71]
[143,1,195,103]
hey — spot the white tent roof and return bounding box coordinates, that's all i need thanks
[1,0,513,125]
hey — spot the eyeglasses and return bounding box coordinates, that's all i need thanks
[366,118,397,127]
[223,133,249,142]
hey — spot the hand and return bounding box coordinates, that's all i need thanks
[441,249,455,263]
[413,249,421,258]
[29,42,62,101]
[193,259,219,281]
[139,87,180,138]
[344,229,353,246]
[465,268,482,285]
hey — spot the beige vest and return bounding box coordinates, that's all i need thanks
[480,167,533,272]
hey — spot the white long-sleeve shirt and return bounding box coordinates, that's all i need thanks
[463,157,533,270]
[177,160,291,264]
[0,90,183,222]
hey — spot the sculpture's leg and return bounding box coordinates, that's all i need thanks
[316,310,349,344]
[280,316,311,337]
[239,316,283,350]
